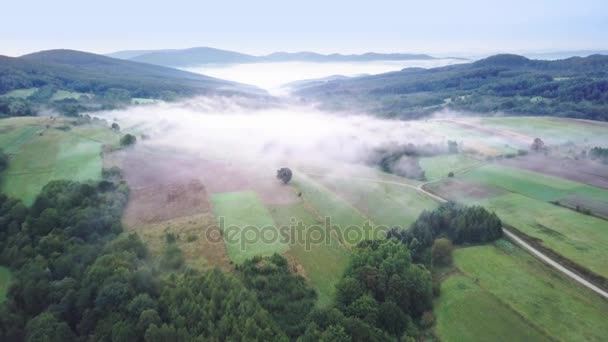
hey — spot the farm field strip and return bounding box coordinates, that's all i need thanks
[292,175,376,246]
[313,174,438,229]
[419,154,483,180]
[211,191,289,264]
[436,243,608,341]
[269,203,350,307]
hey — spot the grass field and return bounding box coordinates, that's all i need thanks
[211,191,288,264]
[461,164,605,202]
[0,125,43,154]
[435,274,551,342]
[476,193,608,278]
[292,175,376,246]
[435,242,608,341]
[315,175,438,229]
[419,154,481,180]
[0,88,38,99]
[478,116,608,146]
[50,90,91,101]
[0,266,12,303]
[0,117,118,204]
[270,203,350,306]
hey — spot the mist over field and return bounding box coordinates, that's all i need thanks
[183,59,466,93]
[101,97,437,168]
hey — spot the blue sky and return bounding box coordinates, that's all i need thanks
[1,0,606,56]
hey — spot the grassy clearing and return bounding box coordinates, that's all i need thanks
[435,274,551,342]
[211,191,288,264]
[461,164,585,202]
[437,242,608,341]
[417,120,521,155]
[0,125,43,154]
[0,119,115,205]
[0,266,12,303]
[419,154,481,180]
[270,203,350,307]
[131,98,159,105]
[292,175,375,246]
[475,193,608,278]
[0,88,38,99]
[479,116,608,145]
[315,176,438,229]
[50,90,91,101]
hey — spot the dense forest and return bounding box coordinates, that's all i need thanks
[294,54,608,121]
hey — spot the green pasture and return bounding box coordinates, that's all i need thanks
[315,176,438,229]
[270,203,350,307]
[211,191,288,264]
[0,119,115,205]
[435,273,551,342]
[436,242,608,341]
[419,154,481,180]
[475,193,608,278]
[292,175,376,246]
[50,90,91,101]
[479,116,608,145]
[0,88,38,99]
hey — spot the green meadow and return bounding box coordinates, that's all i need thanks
[436,242,608,341]
[475,193,608,278]
[0,117,119,205]
[211,191,288,264]
[269,203,350,306]
[419,154,481,180]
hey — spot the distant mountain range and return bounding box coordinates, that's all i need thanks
[294,53,608,121]
[106,47,443,67]
[0,49,262,97]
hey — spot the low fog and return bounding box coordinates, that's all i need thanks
[102,97,444,170]
[184,59,466,94]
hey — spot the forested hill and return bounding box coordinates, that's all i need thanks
[0,49,262,98]
[293,54,608,121]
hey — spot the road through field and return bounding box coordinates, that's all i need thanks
[304,171,608,300]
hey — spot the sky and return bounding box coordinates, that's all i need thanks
[1,0,607,57]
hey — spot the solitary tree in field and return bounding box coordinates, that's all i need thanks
[276,168,293,184]
[120,134,137,146]
[530,137,546,151]
[111,122,120,131]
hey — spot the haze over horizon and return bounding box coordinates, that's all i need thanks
[2,0,607,57]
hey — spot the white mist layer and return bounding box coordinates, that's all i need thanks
[183,59,467,94]
[100,97,449,171]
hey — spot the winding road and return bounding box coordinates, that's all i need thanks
[305,171,608,300]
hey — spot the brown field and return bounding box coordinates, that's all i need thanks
[425,178,505,201]
[130,213,232,271]
[501,155,608,189]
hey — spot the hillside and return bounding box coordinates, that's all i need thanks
[293,54,608,121]
[0,49,264,116]
[3,49,259,97]
[109,46,438,67]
